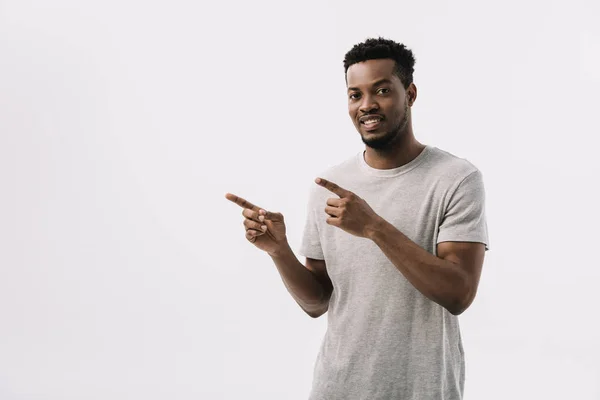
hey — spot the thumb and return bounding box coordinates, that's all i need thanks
[260,209,284,222]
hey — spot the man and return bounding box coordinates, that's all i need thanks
[226,37,489,400]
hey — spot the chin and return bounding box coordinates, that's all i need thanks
[362,130,399,149]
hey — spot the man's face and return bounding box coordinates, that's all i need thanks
[346,59,410,150]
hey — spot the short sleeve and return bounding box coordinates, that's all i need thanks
[437,170,490,250]
[298,185,325,260]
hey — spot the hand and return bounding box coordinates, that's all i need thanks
[225,193,288,256]
[315,177,382,238]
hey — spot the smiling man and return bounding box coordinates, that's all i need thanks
[226,37,489,400]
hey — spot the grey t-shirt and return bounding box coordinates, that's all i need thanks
[298,145,489,400]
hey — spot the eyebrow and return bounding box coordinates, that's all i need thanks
[347,78,393,92]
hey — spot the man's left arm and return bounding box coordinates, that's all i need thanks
[315,169,489,315]
[366,169,488,315]
[366,222,486,315]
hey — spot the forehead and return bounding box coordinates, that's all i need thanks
[346,58,400,88]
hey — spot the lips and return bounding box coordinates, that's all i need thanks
[359,114,384,124]
[359,114,384,131]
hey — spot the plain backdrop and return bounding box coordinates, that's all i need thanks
[1,0,599,399]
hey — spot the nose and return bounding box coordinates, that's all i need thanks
[359,95,379,114]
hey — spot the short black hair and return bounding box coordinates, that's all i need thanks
[343,37,416,89]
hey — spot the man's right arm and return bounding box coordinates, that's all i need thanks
[269,242,332,318]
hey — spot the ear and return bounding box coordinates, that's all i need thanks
[407,83,417,106]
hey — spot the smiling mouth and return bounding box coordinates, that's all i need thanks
[361,117,384,130]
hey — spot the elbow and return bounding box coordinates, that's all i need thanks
[306,308,326,318]
[305,300,329,319]
[305,287,331,318]
[446,296,471,316]
[445,280,477,316]
[447,302,467,316]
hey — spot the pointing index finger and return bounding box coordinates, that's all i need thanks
[225,193,261,211]
[315,177,350,198]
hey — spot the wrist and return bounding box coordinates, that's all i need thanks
[268,237,290,258]
[365,216,386,241]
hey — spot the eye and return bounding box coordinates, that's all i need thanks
[349,92,361,100]
[377,88,390,95]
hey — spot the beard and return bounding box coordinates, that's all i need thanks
[361,100,410,150]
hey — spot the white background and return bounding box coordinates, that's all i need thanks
[1,0,599,399]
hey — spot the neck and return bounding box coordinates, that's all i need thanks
[363,127,425,170]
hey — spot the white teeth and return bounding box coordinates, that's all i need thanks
[363,119,380,125]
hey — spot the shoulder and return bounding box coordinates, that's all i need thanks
[425,146,483,184]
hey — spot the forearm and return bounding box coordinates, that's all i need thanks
[269,241,328,317]
[366,218,470,314]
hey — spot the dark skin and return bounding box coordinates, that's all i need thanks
[224,193,331,318]
[226,58,485,316]
[347,58,423,169]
